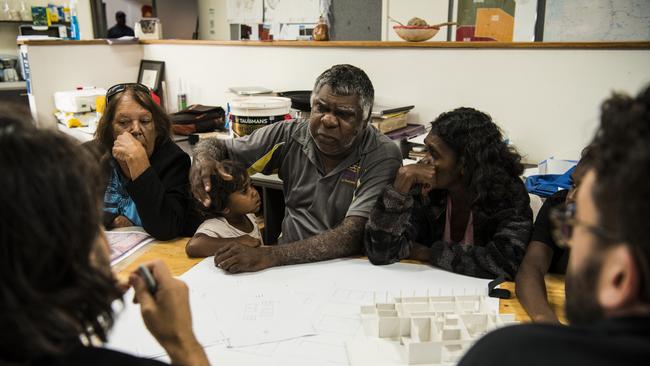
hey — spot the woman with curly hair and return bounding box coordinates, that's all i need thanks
[365,107,533,279]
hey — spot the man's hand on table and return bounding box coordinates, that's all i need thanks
[236,234,262,248]
[213,242,277,274]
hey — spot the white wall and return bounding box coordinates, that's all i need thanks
[25,43,143,126]
[157,0,198,39]
[24,42,650,162]
[143,44,650,162]
[76,0,94,39]
[197,0,229,40]
[0,23,20,54]
[513,0,537,42]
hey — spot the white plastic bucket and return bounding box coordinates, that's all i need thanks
[229,96,292,137]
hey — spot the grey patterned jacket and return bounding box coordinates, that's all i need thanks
[364,182,533,280]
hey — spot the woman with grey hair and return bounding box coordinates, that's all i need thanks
[88,83,194,240]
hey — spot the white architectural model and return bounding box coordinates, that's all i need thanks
[346,295,517,366]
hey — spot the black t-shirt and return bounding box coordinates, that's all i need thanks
[27,345,167,366]
[107,24,135,38]
[531,190,569,274]
[459,316,650,366]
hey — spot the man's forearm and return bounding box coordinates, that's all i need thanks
[269,216,366,266]
[194,138,229,161]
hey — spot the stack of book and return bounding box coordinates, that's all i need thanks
[386,123,426,141]
[408,145,428,160]
[371,104,414,133]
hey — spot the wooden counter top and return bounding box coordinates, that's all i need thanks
[17,39,112,46]
[17,39,650,49]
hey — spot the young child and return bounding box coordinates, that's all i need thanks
[185,160,262,257]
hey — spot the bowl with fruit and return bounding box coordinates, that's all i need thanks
[392,17,456,42]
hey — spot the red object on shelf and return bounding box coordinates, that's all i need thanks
[456,26,495,42]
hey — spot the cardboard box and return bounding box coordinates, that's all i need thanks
[538,157,578,175]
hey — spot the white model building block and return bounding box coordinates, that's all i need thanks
[402,336,442,364]
[348,294,518,366]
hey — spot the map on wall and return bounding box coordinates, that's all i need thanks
[264,0,321,23]
[543,0,650,41]
[227,0,321,24]
[227,0,264,23]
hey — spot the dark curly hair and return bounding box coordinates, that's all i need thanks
[0,102,35,130]
[0,112,121,363]
[429,107,525,225]
[94,85,171,152]
[590,85,650,303]
[202,160,250,217]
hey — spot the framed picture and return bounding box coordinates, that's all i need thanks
[137,60,164,93]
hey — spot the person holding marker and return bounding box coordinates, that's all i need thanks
[0,110,209,366]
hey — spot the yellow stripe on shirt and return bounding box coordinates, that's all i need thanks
[247,142,284,176]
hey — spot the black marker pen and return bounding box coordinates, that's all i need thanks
[137,265,158,295]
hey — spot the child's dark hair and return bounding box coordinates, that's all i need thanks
[202,160,250,217]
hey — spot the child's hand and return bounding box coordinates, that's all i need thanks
[237,234,262,247]
[113,215,134,228]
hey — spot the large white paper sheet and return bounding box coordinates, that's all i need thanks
[109,258,497,364]
[106,288,226,358]
[211,287,317,347]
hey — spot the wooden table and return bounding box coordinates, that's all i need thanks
[115,238,566,323]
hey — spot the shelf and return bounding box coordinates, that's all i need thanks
[16,38,650,49]
[0,81,26,91]
[0,20,70,24]
[18,39,110,45]
[142,40,650,49]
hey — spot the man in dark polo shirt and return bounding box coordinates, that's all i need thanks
[515,148,595,323]
[190,64,402,273]
[459,86,650,366]
[107,11,135,39]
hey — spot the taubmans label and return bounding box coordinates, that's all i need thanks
[231,114,289,137]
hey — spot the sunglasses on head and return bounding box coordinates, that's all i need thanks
[106,83,151,104]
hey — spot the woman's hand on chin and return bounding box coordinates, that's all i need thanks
[393,162,437,194]
[112,131,151,179]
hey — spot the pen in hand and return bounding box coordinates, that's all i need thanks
[137,264,158,295]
